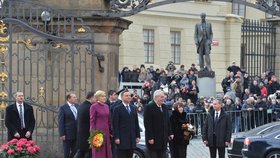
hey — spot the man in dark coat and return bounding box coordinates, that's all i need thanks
[144,90,173,158]
[113,91,140,158]
[5,92,35,141]
[73,92,95,158]
[58,92,79,158]
[202,99,232,158]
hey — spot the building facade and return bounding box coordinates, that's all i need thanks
[119,1,269,92]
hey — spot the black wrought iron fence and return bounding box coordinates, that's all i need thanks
[241,20,276,80]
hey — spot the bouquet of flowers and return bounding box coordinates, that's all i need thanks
[0,138,40,158]
[88,130,105,150]
[182,123,196,141]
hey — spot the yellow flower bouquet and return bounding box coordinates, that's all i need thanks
[88,130,105,150]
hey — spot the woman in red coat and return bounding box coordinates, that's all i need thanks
[90,90,112,158]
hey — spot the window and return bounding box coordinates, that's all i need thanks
[143,29,154,63]
[232,1,246,17]
[170,31,181,64]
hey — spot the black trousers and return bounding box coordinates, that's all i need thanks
[117,149,133,158]
[148,149,166,158]
[173,144,187,158]
[63,139,77,158]
[209,135,225,158]
[209,147,225,158]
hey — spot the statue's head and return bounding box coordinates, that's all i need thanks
[200,13,206,22]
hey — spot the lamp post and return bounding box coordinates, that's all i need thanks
[41,11,51,32]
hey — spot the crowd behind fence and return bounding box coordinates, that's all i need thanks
[187,108,280,136]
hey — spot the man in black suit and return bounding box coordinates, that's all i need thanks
[5,92,35,141]
[144,90,173,158]
[202,99,232,158]
[58,92,79,158]
[113,91,140,158]
[73,92,95,158]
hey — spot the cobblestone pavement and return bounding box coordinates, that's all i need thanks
[187,137,228,158]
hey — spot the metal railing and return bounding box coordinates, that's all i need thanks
[186,109,280,136]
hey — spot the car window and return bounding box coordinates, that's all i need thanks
[258,125,280,135]
[246,123,280,135]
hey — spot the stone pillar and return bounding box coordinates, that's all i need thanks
[224,14,243,67]
[89,17,132,92]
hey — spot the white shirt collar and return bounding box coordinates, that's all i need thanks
[122,102,129,107]
[67,102,74,107]
[16,102,23,106]
[215,110,221,116]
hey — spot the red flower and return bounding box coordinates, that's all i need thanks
[25,143,31,147]
[28,140,34,145]
[27,146,35,154]
[16,141,25,147]
[16,147,23,152]
[0,144,9,150]
[19,138,28,143]
[34,145,40,152]
[7,149,15,155]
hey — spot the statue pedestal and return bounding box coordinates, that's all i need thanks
[197,75,216,98]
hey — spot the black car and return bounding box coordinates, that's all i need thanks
[242,130,280,158]
[227,122,280,158]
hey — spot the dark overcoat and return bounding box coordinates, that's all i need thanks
[144,101,172,150]
[76,100,91,151]
[202,109,231,147]
[170,111,190,145]
[113,103,140,149]
[5,102,35,141]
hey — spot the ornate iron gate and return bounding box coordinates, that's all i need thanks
[0,0,95,157]
[241,19,276,78]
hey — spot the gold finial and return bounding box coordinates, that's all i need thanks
[0,91,8,110]
[52,43,63,48]
[0,20,7,35]
[0,36,9,42]
[0,72,8,82]
[77,27,86,33]
[0,45,8,53]
[39,87,44,97]
[16,39,36,49]
[0,21,9,42]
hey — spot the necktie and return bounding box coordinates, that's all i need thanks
[159,106,163,112]
[71,105,77,120]
[19,105,24,129]
[215,113,219,122]
[126,105,131,114]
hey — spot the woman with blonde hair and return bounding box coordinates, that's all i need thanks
[90,90,112,158]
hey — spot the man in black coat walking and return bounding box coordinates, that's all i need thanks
[144,90,173,158]
[202,99,232,158]
[113,90,140,158]
[73,92,95,158]
[5,92,35,141]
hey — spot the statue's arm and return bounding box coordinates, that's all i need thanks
[194,24,198,46]
[209,23,213,44]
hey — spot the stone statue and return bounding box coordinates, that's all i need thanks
[194,13,213,72]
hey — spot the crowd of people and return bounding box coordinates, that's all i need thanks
[120,61,280,134]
